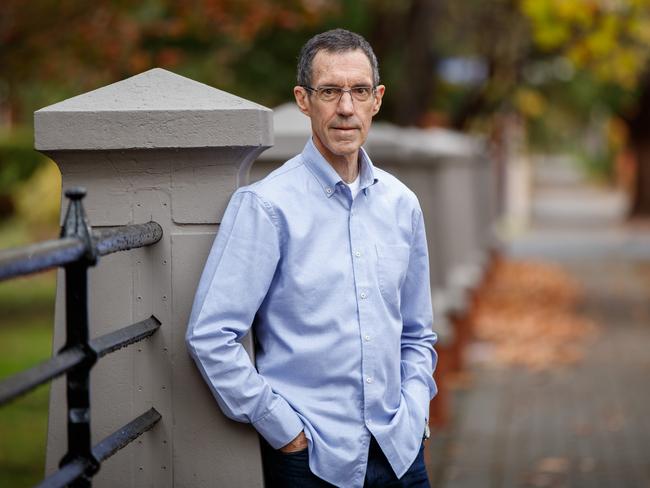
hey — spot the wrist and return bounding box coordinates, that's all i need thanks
[280,430,308,453]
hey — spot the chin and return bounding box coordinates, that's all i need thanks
[331,141,361,155]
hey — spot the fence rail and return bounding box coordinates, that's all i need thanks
[0,223,162,281]
[0,316,161,406]
[0,187,163,488]
[35,408,162,488]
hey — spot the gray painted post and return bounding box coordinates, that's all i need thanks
[364,124,454,342]
[34,68,272,487]
[404,129,489,313]
[475,152,500,254]
[249,102,311,183]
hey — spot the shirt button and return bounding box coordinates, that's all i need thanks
[364,335,371,341]
[360,292,367,299]
[366,377,373,384]
[354,251,361,257]
[325,187,333,194]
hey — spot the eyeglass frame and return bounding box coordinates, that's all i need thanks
[301,85,378,103]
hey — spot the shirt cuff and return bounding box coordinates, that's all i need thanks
[252,396,304,449]
[402,378,431,422]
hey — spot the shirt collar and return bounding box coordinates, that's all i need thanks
[301,137,379,198]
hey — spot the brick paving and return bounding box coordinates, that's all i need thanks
[428,260,650,488]
[427,162,650,488]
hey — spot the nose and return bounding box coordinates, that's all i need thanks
[336,90,355,116]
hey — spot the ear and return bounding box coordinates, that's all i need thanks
[371,85,385,116]
[294,86,311,116]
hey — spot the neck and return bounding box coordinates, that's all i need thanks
[330,155,359,183]
[312,136,360,183]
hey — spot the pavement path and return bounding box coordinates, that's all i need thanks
[427,159,650,488]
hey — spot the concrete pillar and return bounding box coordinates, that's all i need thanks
[475,151,501,256]
[34,68,272,487]
[365,124,450,327]
[250,102,311,183]
[388,129,476,313]
[502,115,532,233]
[405,129,488,313]
[390,128,496,383]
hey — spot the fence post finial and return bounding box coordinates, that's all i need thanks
[61,187,97,265]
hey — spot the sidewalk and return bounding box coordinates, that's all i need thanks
[427,160,650,487]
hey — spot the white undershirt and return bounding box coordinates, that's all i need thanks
[346,173,362,199]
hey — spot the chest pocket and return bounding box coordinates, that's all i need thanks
[376,244,411,307]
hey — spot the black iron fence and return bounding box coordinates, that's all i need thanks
[0,187,163,488]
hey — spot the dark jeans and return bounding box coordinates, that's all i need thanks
[261,436,430,487]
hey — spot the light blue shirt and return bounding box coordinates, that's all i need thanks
[186,138,437,488]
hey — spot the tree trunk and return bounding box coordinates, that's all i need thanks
[370,0,440,126]
[394,0,439,126]
[630,141,650,215]
[628,73,650,216]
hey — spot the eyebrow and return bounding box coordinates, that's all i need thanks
[315,81,374,87]
[316,85,373,90]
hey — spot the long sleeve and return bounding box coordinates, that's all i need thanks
[185,189,304,449]
[400,208,438,422]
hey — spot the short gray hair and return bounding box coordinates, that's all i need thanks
[297,29,380,87]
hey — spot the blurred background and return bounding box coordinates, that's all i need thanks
[2,0,650,486]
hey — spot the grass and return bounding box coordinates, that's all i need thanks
[0,272,55,487]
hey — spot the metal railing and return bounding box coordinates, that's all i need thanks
[0,187,163,488]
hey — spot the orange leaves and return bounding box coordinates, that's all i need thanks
[0,0,339,120]
[169,0,338,42]
[473,260,598,371]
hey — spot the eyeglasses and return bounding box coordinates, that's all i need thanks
[302,85,375,103]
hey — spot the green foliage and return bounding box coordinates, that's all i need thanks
[0,384,50,488]
[0,128,57,223]
[0,273,55,487]
[521,0,650,89]
[0,271,57,316]
[512,1,650,181]
[3,0,650,188]
[0,129,44,197]
[224,1,370,107]
[577,150,616,182]
[0,0,343,122]
[525,70,628,147]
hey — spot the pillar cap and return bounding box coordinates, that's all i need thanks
[259,103,311,161]
[35,68,273,151]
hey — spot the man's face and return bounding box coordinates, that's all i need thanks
[294,49,385,164]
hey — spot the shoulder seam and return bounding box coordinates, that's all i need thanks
[237,189,280,230]
[411,207,422,246]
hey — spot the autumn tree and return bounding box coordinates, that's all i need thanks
[521,0,650,215]
[0,0,338,217]
[0,0,338,123]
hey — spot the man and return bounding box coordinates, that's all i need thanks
[186,29,437,487]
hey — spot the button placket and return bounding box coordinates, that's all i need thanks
[349,202,376,416]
